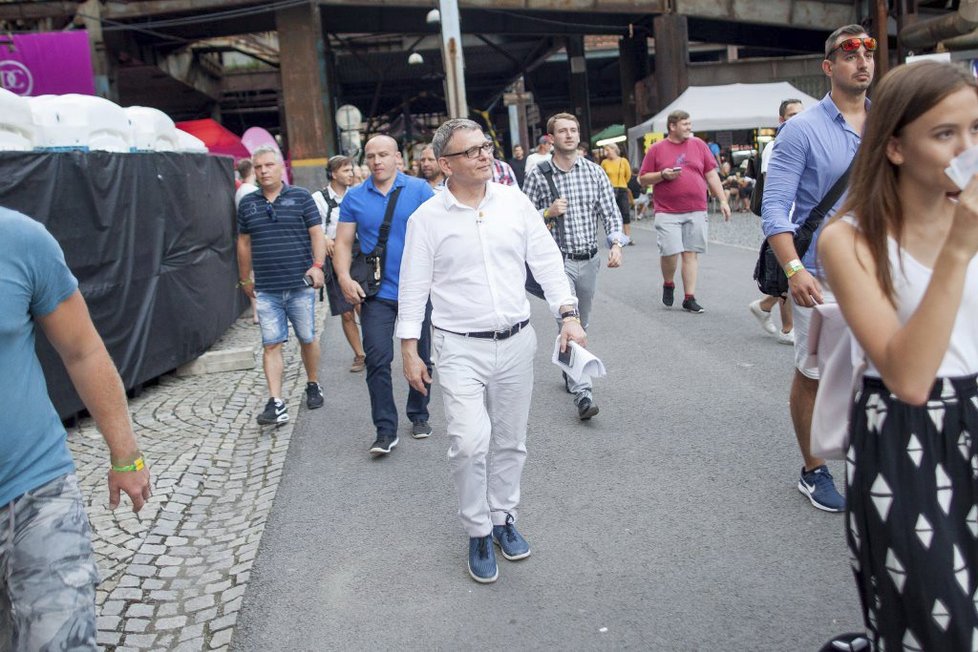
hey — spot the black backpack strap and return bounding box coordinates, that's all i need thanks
[796,158,855,239]
[538,160,560,199]
[537,161,565,247]
[321,189,339,227]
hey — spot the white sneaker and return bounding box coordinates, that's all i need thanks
[748,299,777,334]
[777,329,795,345]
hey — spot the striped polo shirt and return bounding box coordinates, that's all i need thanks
[237,184,322,292]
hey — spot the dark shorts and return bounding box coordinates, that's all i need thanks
[324,258,355,316]
[614,188,631,224]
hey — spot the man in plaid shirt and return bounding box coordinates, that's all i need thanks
[523,112,626,420]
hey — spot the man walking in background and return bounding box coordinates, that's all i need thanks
[638,110,731,314]
[523,112,625,420]
[237,145,326,425]
[748,98,803,345]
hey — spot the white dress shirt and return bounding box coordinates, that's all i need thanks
[396,181,576,340]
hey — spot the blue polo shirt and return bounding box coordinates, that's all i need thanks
[237,184,321,292]
[339,172,434,301]
[0,208,77,507]
[761,93,868,273]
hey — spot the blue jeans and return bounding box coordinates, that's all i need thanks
[0,474,99,651]
[255,287,317,346]
[360,297,432,436]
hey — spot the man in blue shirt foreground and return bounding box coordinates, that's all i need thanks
[0,207,151,649]
[761,24,874,513]
[333,135,436,456]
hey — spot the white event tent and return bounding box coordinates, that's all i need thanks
[627,82,821,166]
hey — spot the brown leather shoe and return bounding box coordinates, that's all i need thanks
[350,355,366,373]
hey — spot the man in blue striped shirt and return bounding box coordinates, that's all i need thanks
[237,145,327,426]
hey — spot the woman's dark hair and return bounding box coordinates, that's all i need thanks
[834,61,977,305]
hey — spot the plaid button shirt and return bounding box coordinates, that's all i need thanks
[523,156,624,255]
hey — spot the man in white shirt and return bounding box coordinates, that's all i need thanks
[522,135,553,183]
[234,158,259,208]
[312,155,366,372]
[398,119,585,584]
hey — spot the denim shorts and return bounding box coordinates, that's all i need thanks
[0,473,99,651]
[256,287,317,346]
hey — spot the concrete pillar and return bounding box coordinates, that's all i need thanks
[565,36,591,146]
[653,14,689,111]
[618,34,650,130]
[77,0,117,101]
[276,3,336,190]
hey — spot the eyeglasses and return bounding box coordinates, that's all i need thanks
[441,142,494,159]
[265,203,276,222]
[826,37,877,59]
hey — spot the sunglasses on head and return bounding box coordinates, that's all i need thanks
[827,37,877,59]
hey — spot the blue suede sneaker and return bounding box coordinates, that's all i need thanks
[798,465,845,513]
[468,535,498,583]
[492,514,531,561]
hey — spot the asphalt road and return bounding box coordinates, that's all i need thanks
[233,225,863,651]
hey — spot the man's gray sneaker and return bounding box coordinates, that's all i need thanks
[411,420,432,439]
[369,433,398,456]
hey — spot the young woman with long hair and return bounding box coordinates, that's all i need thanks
[820,60,978,649]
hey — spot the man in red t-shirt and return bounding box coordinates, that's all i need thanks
[638,110,730,313]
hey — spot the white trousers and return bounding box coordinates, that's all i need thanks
[433,325,537,538]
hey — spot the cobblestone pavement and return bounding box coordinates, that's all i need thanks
[68,301,326,651]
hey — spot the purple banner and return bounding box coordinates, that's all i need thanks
[0,31,95,96]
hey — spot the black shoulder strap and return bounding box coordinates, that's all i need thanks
[376,185,403,250]
[321,189,339,225]
[798,158,855,237]
[538,161,559,200]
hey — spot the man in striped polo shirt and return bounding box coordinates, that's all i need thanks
[237,145,327,426]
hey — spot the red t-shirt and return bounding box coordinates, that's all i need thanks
[639,137,717,214]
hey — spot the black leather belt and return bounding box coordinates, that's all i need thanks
[563,247,597,261]
[436,319,530,341]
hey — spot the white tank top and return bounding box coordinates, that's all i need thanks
[862,230,978,378]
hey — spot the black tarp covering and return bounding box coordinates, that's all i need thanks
[0,151,247,418]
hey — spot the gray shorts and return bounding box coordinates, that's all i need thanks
[0,474,99,651]
[654,211,708,256]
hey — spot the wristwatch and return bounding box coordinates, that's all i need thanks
[560,309,580,320]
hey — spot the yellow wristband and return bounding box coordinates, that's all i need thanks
[784,259,805,278]
[111,456,145,472]
[543,208,550,219]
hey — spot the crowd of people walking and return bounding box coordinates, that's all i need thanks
[4,17,978,651]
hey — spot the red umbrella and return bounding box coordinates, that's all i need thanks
[175,118,250,160]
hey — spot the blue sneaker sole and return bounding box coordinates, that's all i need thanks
[797,481,845,513]
[468,562,498,583]
[493,537,531,561]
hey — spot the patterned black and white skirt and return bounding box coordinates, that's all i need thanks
[847,374,978,650]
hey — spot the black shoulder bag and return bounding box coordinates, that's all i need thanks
[752,161,853,297]
[525,161,562,300]
[350,186,403,298]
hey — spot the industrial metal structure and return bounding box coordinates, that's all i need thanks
[0,0,969,187]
